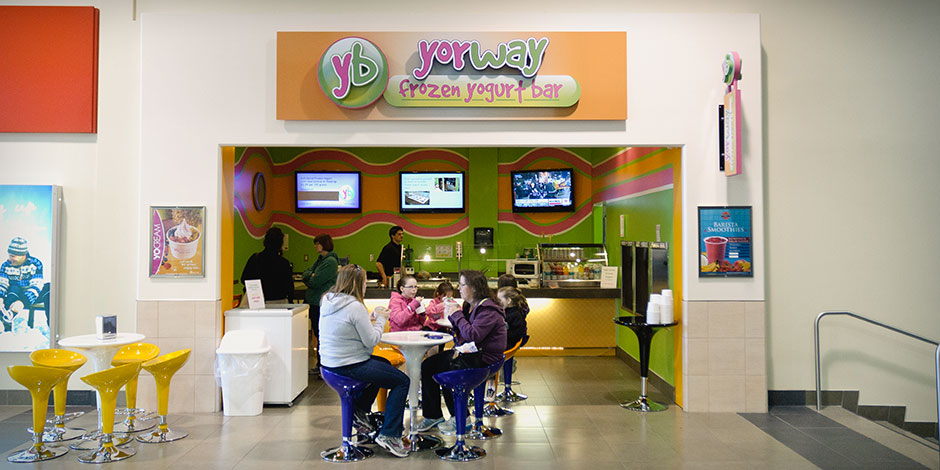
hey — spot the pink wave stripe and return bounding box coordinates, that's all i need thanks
[592,167,674,204]
[497,204,593,234]
[497,148,592,174]
[235,147,468,175]
[593,147,666,174]
[237,205,469,239]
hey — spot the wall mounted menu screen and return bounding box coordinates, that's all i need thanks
[399,172,465,213]
[511,169,574,212]
[295,171,362,213]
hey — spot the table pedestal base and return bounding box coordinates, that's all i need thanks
[405,433,442,452]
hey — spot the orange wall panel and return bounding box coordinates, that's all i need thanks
[0,6,99,133]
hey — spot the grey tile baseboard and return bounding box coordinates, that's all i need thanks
[615,347,675,401]
[1,390,122,407]
[769,389,938,441]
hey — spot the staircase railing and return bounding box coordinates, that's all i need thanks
[814,311,939,466]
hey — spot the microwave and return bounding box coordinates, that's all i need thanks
[506,260,540,279]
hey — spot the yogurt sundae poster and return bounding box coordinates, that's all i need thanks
[698,206,752,277]
[150,206,205,277]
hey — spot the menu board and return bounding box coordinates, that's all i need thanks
[150,206,205,277]
[698,206,752,277]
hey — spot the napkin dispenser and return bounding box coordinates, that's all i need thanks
[96,315,117,340]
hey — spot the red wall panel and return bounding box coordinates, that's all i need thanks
[0,6,99,133]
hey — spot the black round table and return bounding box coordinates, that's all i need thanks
[614,316,678,412]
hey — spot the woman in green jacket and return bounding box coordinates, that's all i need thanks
[302,233,339,373]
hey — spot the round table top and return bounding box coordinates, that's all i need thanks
[381,331,453,348]
[58,332,145,349]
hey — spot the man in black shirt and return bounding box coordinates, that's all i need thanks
[241,227,294,303]
[376,225,403,287]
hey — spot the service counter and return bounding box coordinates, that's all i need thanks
[356,286,620,357]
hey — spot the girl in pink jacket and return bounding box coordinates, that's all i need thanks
[388,275,426,331]
[423,281,454,332]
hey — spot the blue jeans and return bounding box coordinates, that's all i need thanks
[324,355,409,438]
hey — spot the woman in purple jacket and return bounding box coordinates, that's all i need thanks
[415,270,507,434]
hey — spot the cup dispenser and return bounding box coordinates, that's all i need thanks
[621,241,669,321]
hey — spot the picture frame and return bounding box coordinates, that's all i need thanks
[149,206,206,277]
[698,206,753,277]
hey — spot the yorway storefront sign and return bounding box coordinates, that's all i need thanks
[277,32,626,121]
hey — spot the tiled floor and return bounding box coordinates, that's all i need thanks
[0,356,936,469]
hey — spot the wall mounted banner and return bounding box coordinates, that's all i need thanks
[150,206,205,277]
[0,185,61,351]
[277,32,626,120]
[698,206,752,277]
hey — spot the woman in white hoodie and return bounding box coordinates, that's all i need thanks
[319,264,410,458]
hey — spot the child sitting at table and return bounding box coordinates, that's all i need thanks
[388,275,426,331]
[422,281,454,332]
[497,286,528,350]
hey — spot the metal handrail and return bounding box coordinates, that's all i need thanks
[814,311,939,466]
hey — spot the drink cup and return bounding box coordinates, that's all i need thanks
[661,289,673,299]
[646,301,661,324]
[704,236,728,264]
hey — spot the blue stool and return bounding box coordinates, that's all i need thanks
[320,368,374,463]
[432,367,490,461]
[468,356,504,440]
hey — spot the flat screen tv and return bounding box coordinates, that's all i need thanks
[294,171,362,213]
[511,168,574,212]
[399,171,465,213]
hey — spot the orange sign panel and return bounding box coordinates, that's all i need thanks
[277,32,626,121]
[0,6,99,133]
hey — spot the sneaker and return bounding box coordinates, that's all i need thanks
[437,416,474,435]
[414,416,444,432]
[375,434,409,458]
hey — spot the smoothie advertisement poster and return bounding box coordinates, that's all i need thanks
[698,206,752,277]
[0,185,58,351]
[150,206,205,277]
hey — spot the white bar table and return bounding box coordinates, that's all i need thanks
[380,330,452,452]
[58,333,145,448]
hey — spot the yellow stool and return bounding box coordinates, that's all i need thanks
[137,349,191,443]
[28,349,88,442]
[373,346,405,412]
[111,342,160,433]
[6,365,72,463]
[76,363,142,463]
[483,339,523,417]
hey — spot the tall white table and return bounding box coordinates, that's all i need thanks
[58,333,146,447]
[380,330,452,452]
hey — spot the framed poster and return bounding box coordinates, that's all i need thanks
[0,184,61,351]
[150,206,205,277]
[698,206,752,277]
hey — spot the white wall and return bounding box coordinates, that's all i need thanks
[2,0,937,423]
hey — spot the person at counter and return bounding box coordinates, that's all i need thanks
[416,270,507,434]
[302,233,338,374]
[388,275,426,331]
[318,264,411,458]
[240,227,293,303]
[375,225,403,287]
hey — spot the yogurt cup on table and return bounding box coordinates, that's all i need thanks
[167,219,199,259]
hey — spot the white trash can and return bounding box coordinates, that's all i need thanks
[216,329,271,416]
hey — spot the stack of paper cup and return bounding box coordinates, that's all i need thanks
[660,289,674,324]
[647,294,662,324]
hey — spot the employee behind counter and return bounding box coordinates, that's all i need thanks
[375,225,404,288]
